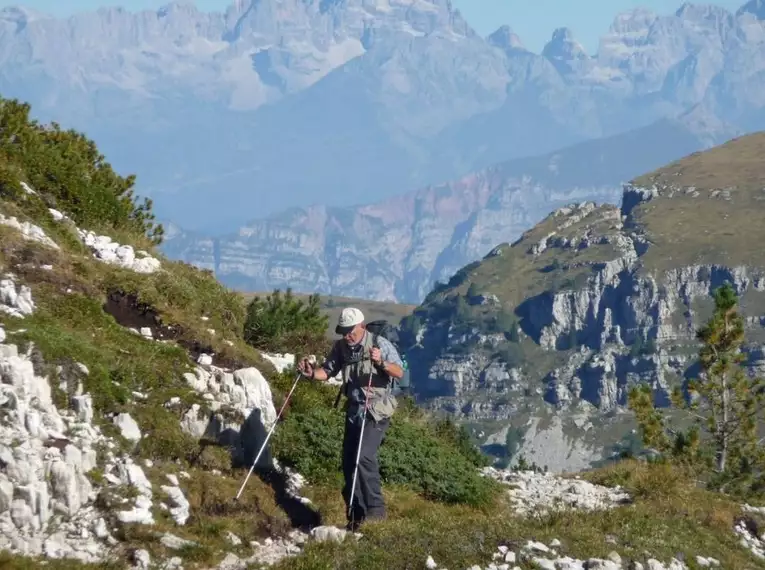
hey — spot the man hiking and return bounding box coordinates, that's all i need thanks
[297,307,405,531]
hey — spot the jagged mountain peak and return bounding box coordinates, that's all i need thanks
[487,24,525,51]
[674,2,733,20]
[608,6,659,32]
[542,27,589,59]
[155,1,202,15]
[550,27,576,42]
[541,26,590,75]
[0,5,48,22]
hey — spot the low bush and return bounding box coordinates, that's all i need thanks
[0,96,163,244]
[244,288,329,355]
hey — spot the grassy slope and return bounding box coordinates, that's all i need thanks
[0,196,297,566]
[630,132,765,274]
[0,196,499,569]
[0,99,494,569]
[266,461,765,570]
[404,132,765,430]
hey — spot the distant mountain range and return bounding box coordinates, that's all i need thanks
[160,115,733,302]
[0,0,762,299]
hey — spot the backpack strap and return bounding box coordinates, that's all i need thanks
[370,332,399,398]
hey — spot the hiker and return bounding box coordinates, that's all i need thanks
[297,307,405,530]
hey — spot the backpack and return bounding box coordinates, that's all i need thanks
[365,320,411,396]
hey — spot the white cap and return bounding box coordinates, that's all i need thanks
[336,307,364,334]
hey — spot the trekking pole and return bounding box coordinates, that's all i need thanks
[348,365,376,524]
[234,372,301,502]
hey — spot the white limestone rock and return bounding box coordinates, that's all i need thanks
[75,228,161,274]
[0,213,59,250]
[113,413,142,443]
[161,485,190,526]
[480,468,631,516]
[0,335,116,562]
[261,352,296,374]
[0,275,35,318]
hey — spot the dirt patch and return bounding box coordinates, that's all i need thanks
[103,289,252,370]
[103,289,164,333]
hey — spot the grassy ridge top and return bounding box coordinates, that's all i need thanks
[632,132,765,194]
[408,202,624,328]
[408,131,765,332]
[628,132,765,274]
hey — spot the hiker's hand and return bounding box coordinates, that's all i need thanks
[297,357,314,379]
[370,347,382,365]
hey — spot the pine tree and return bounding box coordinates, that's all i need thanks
[690,283,765,475]
[243,288,329,354]
[628,283,765,495]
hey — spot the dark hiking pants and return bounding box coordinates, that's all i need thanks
[342,413,390,525]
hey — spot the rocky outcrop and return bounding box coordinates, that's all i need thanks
[429,541,716,570]
[0,213,59,251]
[0,278,311,567]
[0,290,114,561]
[406,136,765,472]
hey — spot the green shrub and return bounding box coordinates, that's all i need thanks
[379,419,499,506]
[271,382,499,507]
[271,405,345,486]
[0,97,163,244]
[243,288,329,355]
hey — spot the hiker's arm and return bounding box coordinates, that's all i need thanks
[311,367,330,381]
[299,358,331,382]
[313,342,342,382]
[376,339,405,380]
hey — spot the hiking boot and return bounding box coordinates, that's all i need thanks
[365,509,386,522]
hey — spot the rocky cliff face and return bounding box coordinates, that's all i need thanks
[402,132,765,472]
[161,116,723,303]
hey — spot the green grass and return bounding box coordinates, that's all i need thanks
[3,461,765,570]
[630,132,765,275]
[0,139,501,570]
[268,373,500,507]
[260,461,765,570]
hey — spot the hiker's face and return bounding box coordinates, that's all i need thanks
[343,324,365,346]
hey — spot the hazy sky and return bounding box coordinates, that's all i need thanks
[0,0,748,53]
